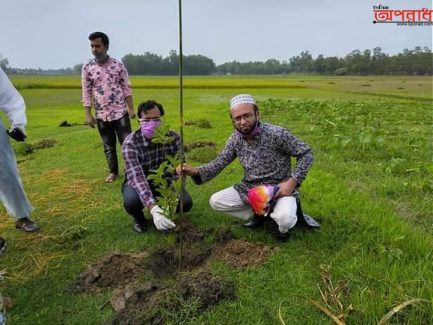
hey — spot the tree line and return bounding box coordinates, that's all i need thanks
[122,46,432,76]
[2,46,432,75]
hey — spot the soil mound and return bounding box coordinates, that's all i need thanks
[110,272,234,324]
[145,246,210,278]
[70,252,148,293]
[212,239,276,268]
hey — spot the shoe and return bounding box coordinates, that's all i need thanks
[273,231,289,242]
[133,220,148,233]
[105,173,117,183]
[0,237,6,255]
[15,218,41,233]
[243,215,265,229]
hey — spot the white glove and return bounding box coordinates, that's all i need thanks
[151,205,176,231]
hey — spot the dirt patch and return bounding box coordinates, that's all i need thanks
[15,143,34,155]
[71,224,276,323]
[184,140,216,152]
[110,272,234,324]
[110,282,171,325]
[110,272,235,324]
[186,147,218,163]
[184,141,218,163]
[144,246,210,278]
[214,228,236,243]
[33,138,57,149]
[211,239,276,268]
[176,271,235,309]
[70,252,148,293]
[15,139,57,156]
[185,119,212,129]
[174,221,212,244]
[59,120,86,127]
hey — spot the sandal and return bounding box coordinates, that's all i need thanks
[105,173,117,183]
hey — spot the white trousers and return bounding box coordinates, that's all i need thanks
[209,186,297,233]
[0,120,33,220]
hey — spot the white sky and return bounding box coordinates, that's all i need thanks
[0,0,432,69]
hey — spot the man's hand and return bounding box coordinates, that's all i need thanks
[7,127,26,142]
[151,205,176,231]
[176,163,199,177]
[275,178,297,198]
[85,114,96,128]
[128,108,136,119]
[125,96,135,119]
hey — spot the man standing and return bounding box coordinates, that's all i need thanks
[122,100,192,233]
[180,94,314,240]
[81,31,136,183]
[0,67,41,254]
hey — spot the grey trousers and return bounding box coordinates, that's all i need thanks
[0,120,33,220]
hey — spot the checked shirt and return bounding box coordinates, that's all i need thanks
[122,129,180,208]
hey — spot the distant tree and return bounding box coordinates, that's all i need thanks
[289,51,314,73]
[313,55,326,74]
[324,56,343,74]
[72,63,83,75]
[183,55,215,75]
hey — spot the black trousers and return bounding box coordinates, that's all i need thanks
[122,182,193,224]
[96,114,132,175]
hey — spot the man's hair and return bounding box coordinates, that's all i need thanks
[88,32,109,46]
[137,100,165,118]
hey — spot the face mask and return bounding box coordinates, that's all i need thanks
[140,119,161,139]
[94,53,109,63]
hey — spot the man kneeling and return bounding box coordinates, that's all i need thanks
[122,100,192,232]
[179,94,314,240]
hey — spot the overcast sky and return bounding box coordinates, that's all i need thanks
[1,0,432,69]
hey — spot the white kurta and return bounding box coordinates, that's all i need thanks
[0,67,33,219]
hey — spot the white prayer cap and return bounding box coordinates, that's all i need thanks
[229,94,256,110]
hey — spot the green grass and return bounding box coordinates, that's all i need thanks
[0,75,432,323]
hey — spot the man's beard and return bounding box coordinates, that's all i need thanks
[94,53,109,63]
[235,118,260,137]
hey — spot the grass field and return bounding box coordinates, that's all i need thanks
[1,75,432,323]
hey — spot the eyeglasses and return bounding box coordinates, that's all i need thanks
[232,113,254,124]
[139,117,162,123]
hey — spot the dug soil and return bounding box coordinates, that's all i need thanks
[71,222,277,323]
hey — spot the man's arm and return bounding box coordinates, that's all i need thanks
[179,135,237,184]
[276,129,314,197]
[84,106,96,128]
[118,63,135,119]
[0,67,27,134]
[125,95,135,119]
[81,65,96,128]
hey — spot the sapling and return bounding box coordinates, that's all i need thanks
[147,124,182,226]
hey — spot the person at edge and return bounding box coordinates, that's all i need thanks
[0,66,41,255]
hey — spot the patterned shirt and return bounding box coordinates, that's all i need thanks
[81,57,132,122]
[122,129,180,209]
[195,122,313,203]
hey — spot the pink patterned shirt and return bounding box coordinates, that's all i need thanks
[81,57,132,122]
